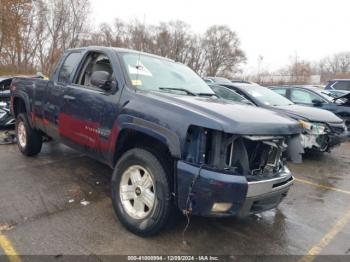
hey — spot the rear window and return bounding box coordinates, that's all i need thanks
[58,52,82,84]
[332,81,350,91]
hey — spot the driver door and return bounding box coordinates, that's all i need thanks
[59,51,117,161]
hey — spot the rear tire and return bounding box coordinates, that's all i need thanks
[111,148,173,236]
[16,113,42,156]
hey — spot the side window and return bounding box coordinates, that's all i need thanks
[57,52,82,84]
[290,89,322,104]
[74,52,114,90]
[273,88,287,97]
[333,81,350,91]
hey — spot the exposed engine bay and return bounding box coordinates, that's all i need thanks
[0,84,16,144]
[183,126,302,181]
[0,99,15,128]
[0,78,15,129]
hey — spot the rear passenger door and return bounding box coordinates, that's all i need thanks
[58,50,121,162]
[45,51,83,139]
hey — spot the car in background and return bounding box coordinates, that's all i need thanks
[209,84,254,105]
[271,86,350,128]
[203,76,233,84]
[214,82,349,153]
[325,79,350,92]
[0,77,15,128]
[0,77,12,101]
[325,89,350,99]
[0,74,47,129]
[203,76,252,85]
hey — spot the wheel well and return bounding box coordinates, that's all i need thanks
[13,97,27,118]
[114,129,174,166]
[113,129,176,188]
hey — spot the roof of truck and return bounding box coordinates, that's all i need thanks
[67,46,174,62]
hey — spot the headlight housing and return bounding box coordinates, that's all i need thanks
[183,125,288,178]
[298,120,330,151]
[299,120,327,134]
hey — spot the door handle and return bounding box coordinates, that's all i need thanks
[64,95,76,101]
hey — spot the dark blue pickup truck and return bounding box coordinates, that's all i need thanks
[11,46,302,236]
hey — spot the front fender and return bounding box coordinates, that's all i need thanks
[118,114,181,158]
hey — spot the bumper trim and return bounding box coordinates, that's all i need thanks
[238,185,291,217]
[246,167,293,197]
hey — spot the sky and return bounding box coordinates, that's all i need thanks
[90,0,350,74]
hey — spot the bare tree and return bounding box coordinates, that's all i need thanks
[0,4,249,78]
[184,35,206,75]
[36,0,90,74]
[202,25,246,77]
[286,54,311,84]
[319,52,350,81]
[154,20,191,62]
[0,0,32,73]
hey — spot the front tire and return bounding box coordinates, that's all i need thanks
[111,148,173,236]
[16,113,42,156]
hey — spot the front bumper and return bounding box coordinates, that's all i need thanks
[328,131,350,148]
[177,161,293,217]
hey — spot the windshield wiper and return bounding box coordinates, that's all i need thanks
[158,87,197,96]
[197,93,217,97]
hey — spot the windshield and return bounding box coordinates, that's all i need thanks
[244,85,294,106]
[211,85,251,104]
[121,53,214,95]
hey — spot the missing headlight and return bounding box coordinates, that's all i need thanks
[183,126,288,179]
[242,136,286,177]
[183,126,209,165]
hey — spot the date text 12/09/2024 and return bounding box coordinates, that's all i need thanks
[127,256,219,261]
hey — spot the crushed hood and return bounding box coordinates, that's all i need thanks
[273,104,343,123]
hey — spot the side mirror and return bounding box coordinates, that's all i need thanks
[312,99,323,106]
[90,71,112,91]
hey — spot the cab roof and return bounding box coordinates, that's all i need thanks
[67,46,174,62]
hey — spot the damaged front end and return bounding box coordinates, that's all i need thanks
[0,102,15,128]
[177,126,298,217]
[0,90,15,129]
[299,120,349,152]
